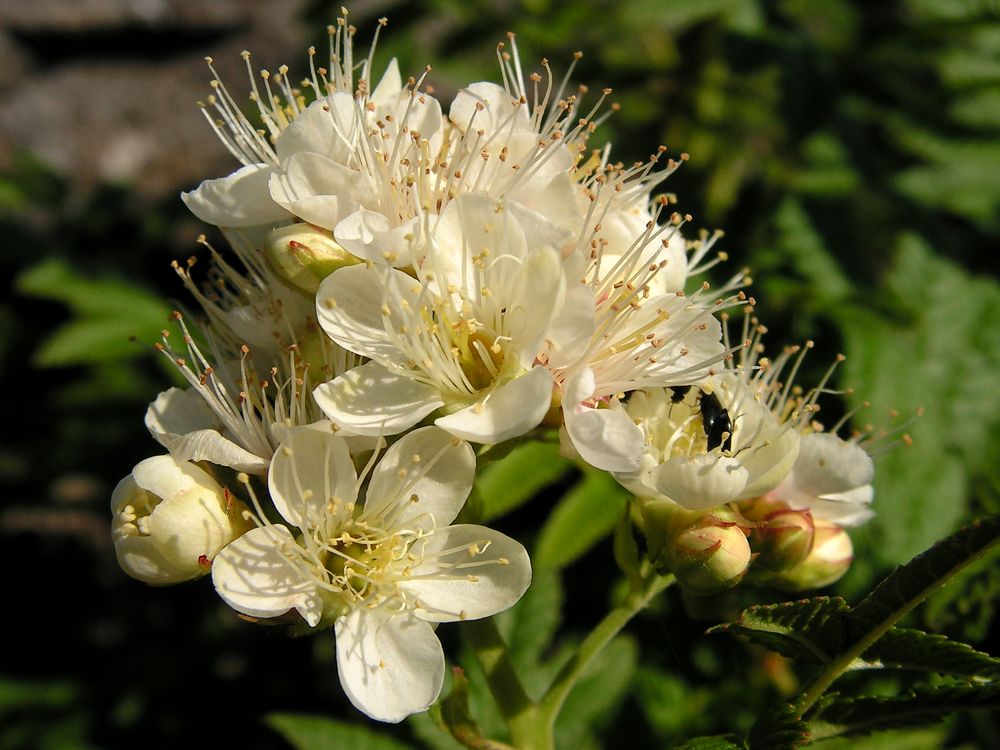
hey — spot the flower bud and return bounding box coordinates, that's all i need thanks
[771,521,853,591]
[266,223,359,293]
[111,456,252,585]
[643,503,751,594]
[749,506,815,573]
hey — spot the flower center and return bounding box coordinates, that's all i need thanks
[458,327,507,391]
[319,521,417,603]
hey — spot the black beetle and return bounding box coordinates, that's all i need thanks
[698,391,733,452]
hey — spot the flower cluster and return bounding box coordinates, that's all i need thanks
[111,12,901,723]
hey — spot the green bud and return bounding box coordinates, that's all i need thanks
[642,502,751,594]
[771,521,853,591]
[265,223,359,293]
[750,506,815,572]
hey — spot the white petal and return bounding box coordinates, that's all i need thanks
[794,433,875,497]
[131,454,210,501]
[275,94,354,162]
[564,404,644,473]
[450,82,530,134]
[544,285,597,370]
[399,524,531,623]
[148,415,268,474]
[364,427,475,531]
[333,211,419,267]
[182,164,291,227]
[650,454,749,510]
[334,209,389,256]
[316,265,414,362]
[335,610,444,723]
[145,388,269,474]
[434,367,553,444]
[268,428,358,529]
[313,362,444,437]
[738,423,800,500]
[565,366,597,405]
[145,387,216,436]
[507,246,566,367]
[808,493,875,527]
[212,526,324,626]
[269,152,358,229]
[370,58,402,106]
[508,172,582,235]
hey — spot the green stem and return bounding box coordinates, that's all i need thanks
[463,618,539,748]
[794,605,918,715]
[537,573,674,733]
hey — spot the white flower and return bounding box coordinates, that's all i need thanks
[732,322,877,527]
[111,456,251,585]
[182,21,444,234]
[613,378,800,510]
[312,193,564,444]
[211,426,531,722]
[551,283,731,474]
[770,432,874,527]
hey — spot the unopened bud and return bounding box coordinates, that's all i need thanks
[644,503,751,594]
[750,506,815,572]
[111,456,252,585]
[771,521,853,591]
[266,223,359,293]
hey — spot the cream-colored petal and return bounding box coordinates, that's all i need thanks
[275,94,355,163]
[268,428,358,530]
[650,454,749,510]
[364,427,475,531]
[181,164,291,227]
[335,609,444,723]
[434,367,553,444]
[312,362,444,437]
[269,152,358,229]
[399,524,531,623]
[564,402,644,473]
[212,525,324,626]
[316,265,414,362]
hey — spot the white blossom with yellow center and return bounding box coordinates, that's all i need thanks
[181,18,445,245]
[614,377,800,510]
[312,193,564,443]
[211,425,531,722]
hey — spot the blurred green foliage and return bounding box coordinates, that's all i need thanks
[3,0,1000,747]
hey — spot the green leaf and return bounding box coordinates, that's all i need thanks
[554,636,638,747]
[264,713,415,750]
[498,570,563,684]
[839,235,1000,563]
[861,628,1000,679]
[849,515,1000,637]
[813,727,950,750]
[708,597,849,663]
[746,704,810,749]
[636,667,715,740]
[0,676,79,713]
[16,258,171,367]
[473,441,573,522]
[772,197,851,305]
[673,736,743,750]
[809,684,1000,740]
[439,668,508,750]
[32,318,153,366]
[534,470,629,571]
[613,504,643,587]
